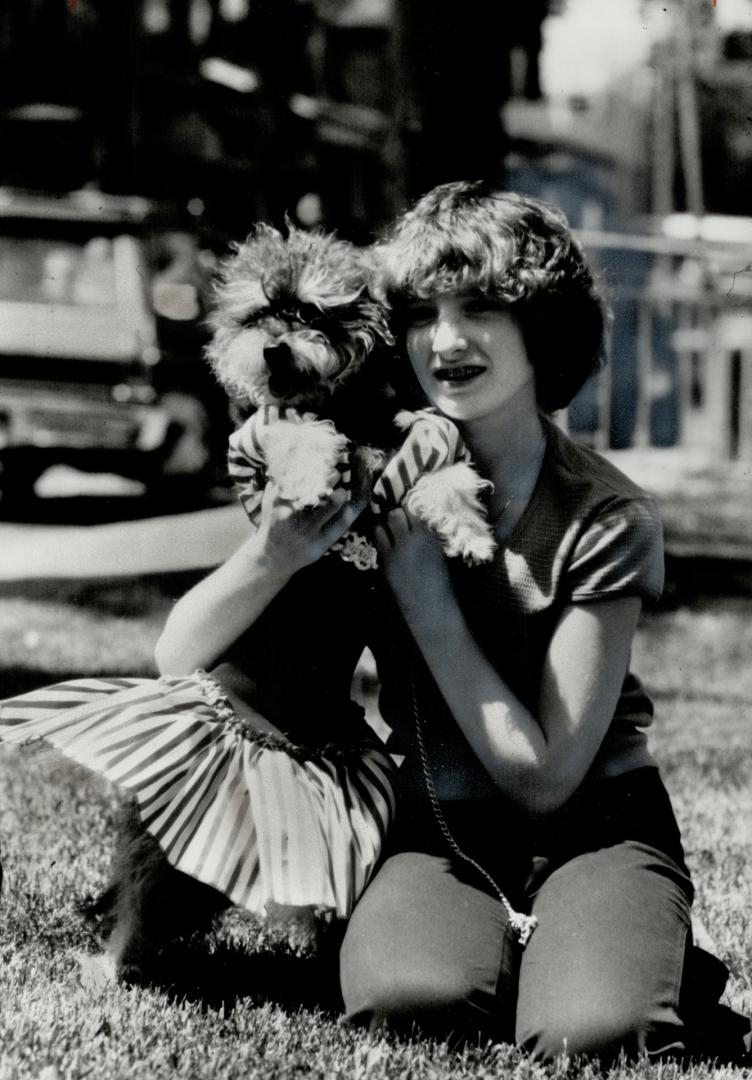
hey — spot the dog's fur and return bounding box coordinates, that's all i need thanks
[208,224,400,470]
[83,804,230,986]
[85,797,343,988]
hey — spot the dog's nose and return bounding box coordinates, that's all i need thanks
[263,342,293,368]
[264,341,304,399]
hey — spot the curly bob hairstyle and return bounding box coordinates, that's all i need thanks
[376,180,606,413]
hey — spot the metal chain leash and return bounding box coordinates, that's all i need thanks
[409,665,537,947]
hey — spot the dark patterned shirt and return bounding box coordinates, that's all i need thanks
[373,417,664,800]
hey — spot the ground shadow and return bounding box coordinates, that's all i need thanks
[110,932,345,1018]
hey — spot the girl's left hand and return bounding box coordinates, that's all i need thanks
[374,506,448,613]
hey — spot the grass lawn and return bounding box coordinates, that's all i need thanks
[0,579,750,1079]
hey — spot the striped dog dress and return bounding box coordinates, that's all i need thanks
[0,672,396,919]
[228,406,477,569]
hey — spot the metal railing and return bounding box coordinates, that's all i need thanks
[576,220,752,460]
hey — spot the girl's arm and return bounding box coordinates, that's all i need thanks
[155,484,363,675]
[376,508,641,815]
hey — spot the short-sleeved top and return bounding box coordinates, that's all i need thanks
[371,417,664,801]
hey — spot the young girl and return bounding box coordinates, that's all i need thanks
[334,180,748,1062]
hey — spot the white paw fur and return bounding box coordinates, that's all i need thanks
[405,462,497,564]
[264,419,350,508]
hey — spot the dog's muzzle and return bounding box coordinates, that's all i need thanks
[264,342,310,399]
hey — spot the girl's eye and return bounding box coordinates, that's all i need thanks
[463,296,502,316]
[404,305,435,327]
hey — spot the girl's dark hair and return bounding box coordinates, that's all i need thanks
[377,180,606,412]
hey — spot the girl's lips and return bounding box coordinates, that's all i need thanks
[433,364,485,384]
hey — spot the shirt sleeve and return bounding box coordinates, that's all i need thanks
[566,494,665,603]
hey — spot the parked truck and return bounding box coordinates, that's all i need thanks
[0,188,229,505]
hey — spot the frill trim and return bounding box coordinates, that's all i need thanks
[191,670,376,764]
[329,529,379,571]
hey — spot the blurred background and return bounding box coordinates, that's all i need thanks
[0,0,750,568]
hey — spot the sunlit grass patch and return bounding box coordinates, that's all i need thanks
[0,586,750,1078]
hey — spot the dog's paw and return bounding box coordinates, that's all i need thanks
[404,463,496,564]
[264,902,330,957]
[75,949,118,990]
[350,445,389,502]
[442,526,497,565]
[393,409,420,433]
[265,419,350,508]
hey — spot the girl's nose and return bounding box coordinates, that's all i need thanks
[432,318,468,357]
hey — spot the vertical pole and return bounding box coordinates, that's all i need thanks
[384,0,410,222]
[738,348,752,461]
[674,301,692,447]
[634,300,654,447]
[675,7,704,215]
[595,313,613,451]
[651,64,676,216]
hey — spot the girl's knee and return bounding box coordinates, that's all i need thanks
[339,851,517,1038]
[341,950,479,1034]
[518,1002,685,1064]
[340,927,514,1039]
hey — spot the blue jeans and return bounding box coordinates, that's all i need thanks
[340,769,703,1062]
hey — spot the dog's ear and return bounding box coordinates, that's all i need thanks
[262,265,293,305]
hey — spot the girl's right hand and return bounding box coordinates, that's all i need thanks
[374,504,450,622]
[156,482,365,676]
[254,482,366,576]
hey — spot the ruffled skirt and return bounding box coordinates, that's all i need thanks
[0,673,396,920]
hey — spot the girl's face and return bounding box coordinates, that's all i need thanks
[404,293,536,424]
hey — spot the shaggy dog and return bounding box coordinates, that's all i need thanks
[84,225,497,987]
[83,804,232,988]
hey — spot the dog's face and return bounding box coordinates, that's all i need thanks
[207,225,392,410]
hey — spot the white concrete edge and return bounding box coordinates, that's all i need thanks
[0,504,250,581]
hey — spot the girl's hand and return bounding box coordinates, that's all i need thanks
[374,506,449,616]
[255,482,366,577]
[156,482,365,676]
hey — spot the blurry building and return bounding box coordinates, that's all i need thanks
[0,0,552,243]
[2,0,750,461]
